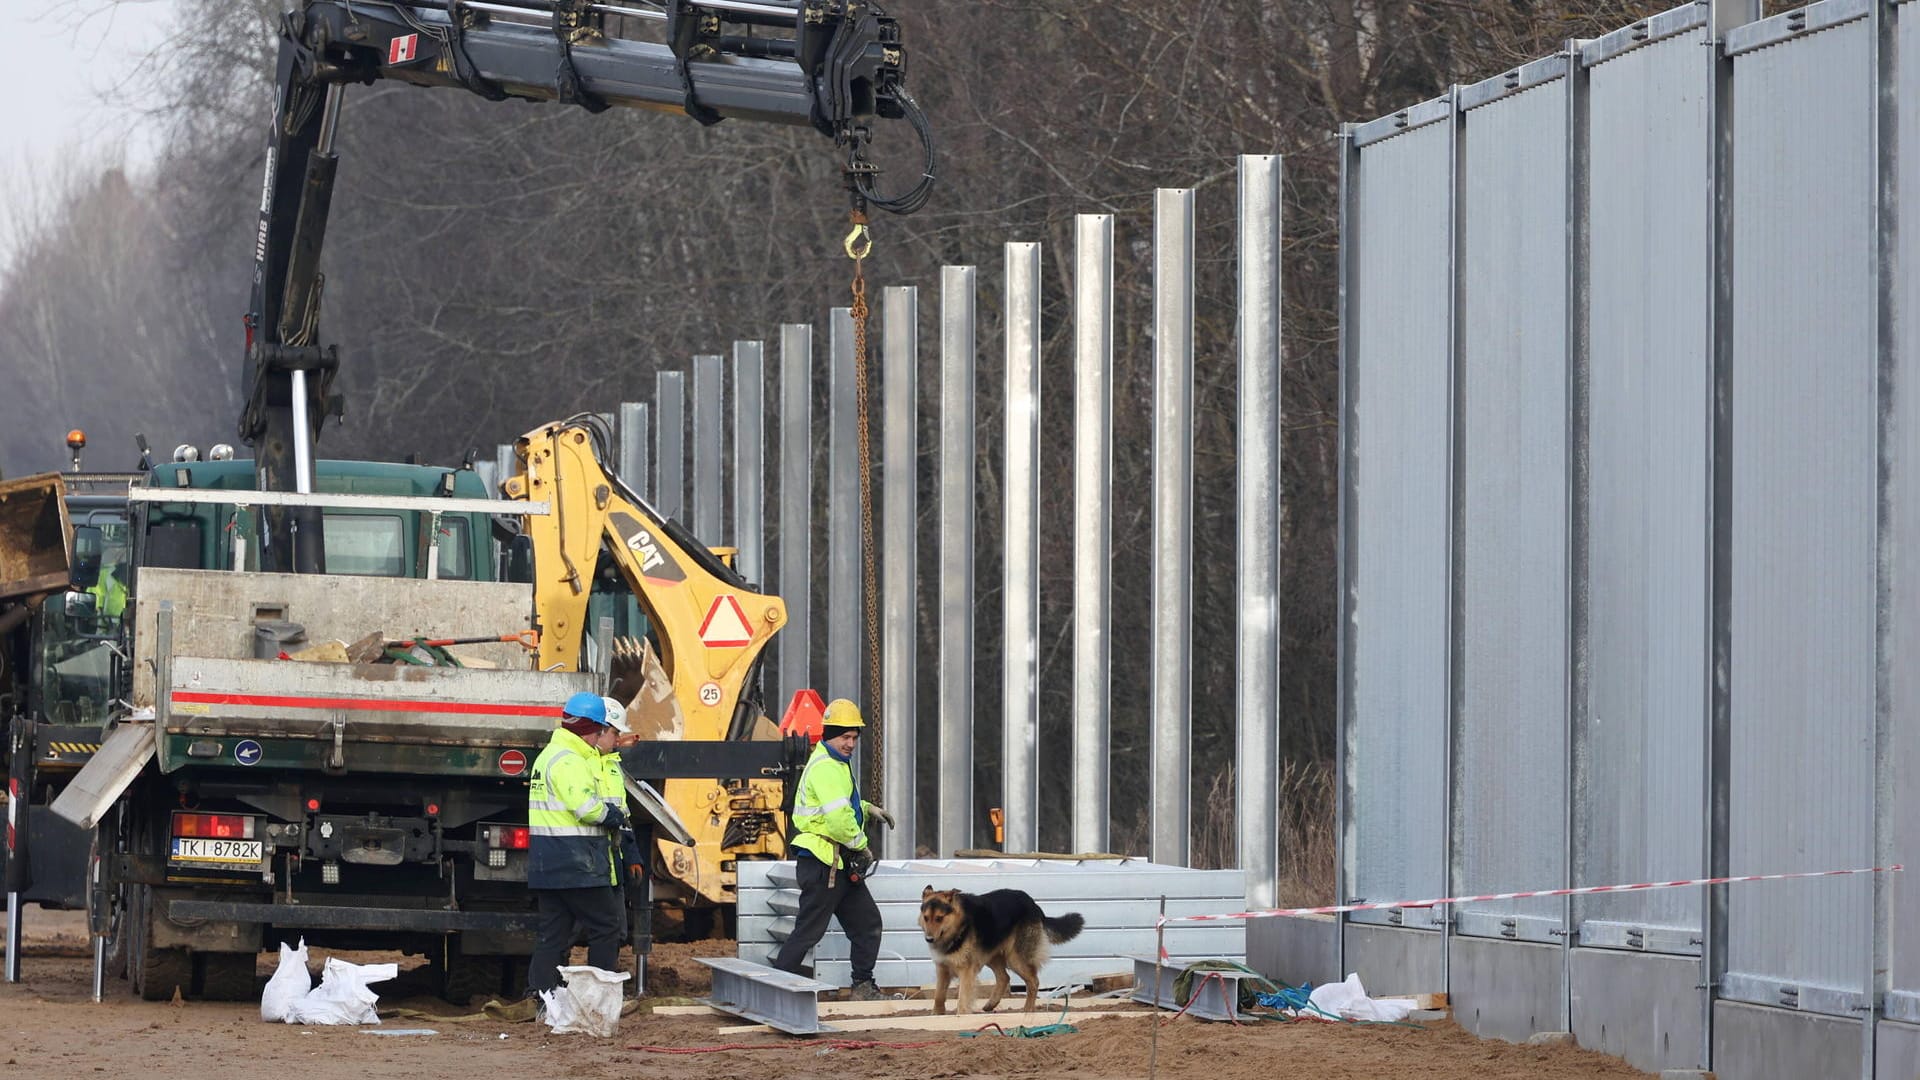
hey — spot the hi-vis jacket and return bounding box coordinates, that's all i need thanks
[789,741,871,869]
[598,750,647,877]
[528,727,616,889]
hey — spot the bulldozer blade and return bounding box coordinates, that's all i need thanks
[0,472,72,601]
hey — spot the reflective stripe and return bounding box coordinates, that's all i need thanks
[529,824,605,837]
[792,796,852,817]
[528,798,571,812]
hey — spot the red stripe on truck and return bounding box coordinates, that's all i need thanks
[171,691,564,718]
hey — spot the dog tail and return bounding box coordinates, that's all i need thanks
[1043,912,1085,945]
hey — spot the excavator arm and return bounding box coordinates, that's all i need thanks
[242,0,933,571]
[505,418,791,907]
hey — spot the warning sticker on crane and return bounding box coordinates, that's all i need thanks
[698,594,754,648]
[388,34,419,65]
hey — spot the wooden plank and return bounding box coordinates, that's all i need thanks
[714,1009,1152,1035]
[1379,992,1448,1009]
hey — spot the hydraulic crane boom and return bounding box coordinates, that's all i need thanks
[241,0,933,570]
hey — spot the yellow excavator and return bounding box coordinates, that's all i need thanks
[504,416,790,933]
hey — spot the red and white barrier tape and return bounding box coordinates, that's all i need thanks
[1154,864,1905,930]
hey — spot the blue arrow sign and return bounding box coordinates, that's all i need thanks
[234,739,263,766]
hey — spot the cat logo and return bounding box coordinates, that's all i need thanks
[611,511,685,585]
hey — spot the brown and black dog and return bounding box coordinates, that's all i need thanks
[918,885,1085,1014]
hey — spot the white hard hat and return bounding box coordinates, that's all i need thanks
[601,696,631,735]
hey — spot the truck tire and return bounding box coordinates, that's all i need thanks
[441,947,525,1006]
[196,952,258,1001]
[129,885,191,1001]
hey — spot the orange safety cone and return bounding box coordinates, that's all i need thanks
[779,688,827,743]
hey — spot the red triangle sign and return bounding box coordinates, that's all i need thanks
[698,594,754,648]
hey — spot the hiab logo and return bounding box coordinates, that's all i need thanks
[388,34,419,65]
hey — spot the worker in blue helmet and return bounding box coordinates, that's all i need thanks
[525,690,627,995]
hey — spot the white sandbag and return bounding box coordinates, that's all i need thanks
[540,965,629,1037]
[285,956,399,1025]
[1307,972,1416,1024]
[261,939,313,1022]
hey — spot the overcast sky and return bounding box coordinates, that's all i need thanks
[0,1,183,262]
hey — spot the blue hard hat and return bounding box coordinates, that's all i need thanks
[563,691,609,725]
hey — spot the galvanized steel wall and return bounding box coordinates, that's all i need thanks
[1576,23,1709,951]
[1453,72,1572,940]
[1343,113,1453,929]
[1724,15,1876,1014]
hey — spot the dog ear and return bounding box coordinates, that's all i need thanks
[922,884,934,899]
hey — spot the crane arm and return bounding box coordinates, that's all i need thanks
[241,0,932,571]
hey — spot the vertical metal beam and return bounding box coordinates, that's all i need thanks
[691,355,725,543]
[655,371,686,523]
[734,341,766,585]
[1003,241,1043,855]
[1443,84,1465,993]
[881,287,918,859]
[827,309,862,717]
[1151,189,1195,868]
[1333,131,1359,976]
[1073,214,1114,856]
[495,443,514,496]
[1561,39,1592,1035]
[938,267,977,858]
[777,324,814,705]
[619,403,650,501]
[1702,2,1755,1068]
[1866,0,1898,1074]
[1236,156,1284,910]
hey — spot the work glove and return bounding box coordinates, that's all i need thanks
[841,844,876,882]
[627,863,646,886]
[865,802,895,830]
[600,805,627,832]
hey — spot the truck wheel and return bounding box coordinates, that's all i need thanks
[195,952,258,1001]
[441,953,506,1006]
[130,886,191,1001]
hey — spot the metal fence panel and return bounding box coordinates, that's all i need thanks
[732,341,765,585]
[655,371,685,523]
[1345,118,1452,928]
[1454,79,1570,940]
[1575,26,1709,952]
[1892,3,1920,1021]
[1724,20,1875,1015]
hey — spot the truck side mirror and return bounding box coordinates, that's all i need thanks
[71,524,103,589]
[505,534,533,584]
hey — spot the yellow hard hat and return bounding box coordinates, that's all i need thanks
[822,698,865,729]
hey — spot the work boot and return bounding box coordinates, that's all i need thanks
[848,979,885,1001]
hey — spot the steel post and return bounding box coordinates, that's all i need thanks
[1561,40,1592,1034]
[1333,130,1359,977]
[1702,2,1755,1068]
[827,309,862,721]
[881,287,918,859]
[692,354,725,543]
[1151,189,1195,868]
[495,444,514,496]
[734,341,766,585]
[1866,0,1898,1074]
[1236,157,1283,910]
[1443,84,1464,991]
[1072,214,1114,856]
[619,402,650,500]
[655,371,686,522]
[938,267,977,858]
[1003,242,1043,854]
[777,324,814,705]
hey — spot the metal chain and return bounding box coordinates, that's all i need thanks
[845,207,882,812]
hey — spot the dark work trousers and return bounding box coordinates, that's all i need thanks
[770,853,882,985]
[527,885,624,992]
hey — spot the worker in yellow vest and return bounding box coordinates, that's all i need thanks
[770,698,894,999]
[525,692,626,994]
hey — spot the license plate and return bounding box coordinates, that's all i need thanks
[171,838,263,865]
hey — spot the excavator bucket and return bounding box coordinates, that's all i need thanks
[0,472,71,601]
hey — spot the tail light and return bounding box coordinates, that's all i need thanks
[482,823,530,850]
[173,812,257,839]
